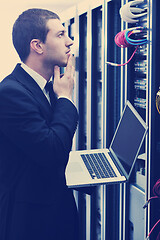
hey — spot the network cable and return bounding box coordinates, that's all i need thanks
[143,179,160,209]
[119,0,148,24]
[106,27,147,67]
[143,179,160,240]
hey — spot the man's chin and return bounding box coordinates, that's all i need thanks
[57,62,67,68]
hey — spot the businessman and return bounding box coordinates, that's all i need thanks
[0,8,79,240]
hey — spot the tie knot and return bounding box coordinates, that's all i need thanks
[44,81,57,106]
[45,81,53,93]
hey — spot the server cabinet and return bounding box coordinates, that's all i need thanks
[129,185,145,239]
[119,0,159,240]
[61,0,159,239]
[79,12,87,151]
[151,1,160,239]
[62,2,106,239]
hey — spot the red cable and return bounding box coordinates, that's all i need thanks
[117,46,139,66]
[153,179,160,197]
[147,220,160,239]
[106,45,139,67]
[114,30,133,48]
[145,179,160,239]
[106,30,139,66]
[156,231,160,240]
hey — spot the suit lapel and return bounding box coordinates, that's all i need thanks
[12,64,54,118]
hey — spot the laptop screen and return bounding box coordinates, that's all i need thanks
[110,101,147,176]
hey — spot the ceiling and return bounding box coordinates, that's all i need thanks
[3,0,82,14]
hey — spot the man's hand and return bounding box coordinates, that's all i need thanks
[53,55,75,100]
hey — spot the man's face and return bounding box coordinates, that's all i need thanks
[42,19,73,68]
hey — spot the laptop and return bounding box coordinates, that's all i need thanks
[65,101,148,188]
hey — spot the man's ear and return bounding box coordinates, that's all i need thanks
[30,39,44,54]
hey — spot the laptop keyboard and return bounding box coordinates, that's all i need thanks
[81,152,117,179]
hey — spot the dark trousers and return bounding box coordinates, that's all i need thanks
[9,195,79,240]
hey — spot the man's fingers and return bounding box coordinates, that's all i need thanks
[53,57,74,100]
[54,65,60,80]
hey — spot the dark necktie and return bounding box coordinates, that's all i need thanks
[45,81,57,107]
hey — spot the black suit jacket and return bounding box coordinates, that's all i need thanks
[0,64,79,240]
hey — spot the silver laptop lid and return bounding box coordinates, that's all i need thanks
[109,101,148,179]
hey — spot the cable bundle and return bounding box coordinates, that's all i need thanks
[106,27,147,67]
[119,0,148,24]
[143,179,160,239]
[115,27,147,48]
[156,88,160,114]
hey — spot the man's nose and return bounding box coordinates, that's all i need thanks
[66,36,74,47]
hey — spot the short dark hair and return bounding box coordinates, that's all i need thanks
[12,8,60,62]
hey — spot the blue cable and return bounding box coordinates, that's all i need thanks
[125,29,147,46]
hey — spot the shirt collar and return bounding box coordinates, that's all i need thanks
[21,62,47,91]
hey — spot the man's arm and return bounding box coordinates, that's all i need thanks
[0,69,78,168]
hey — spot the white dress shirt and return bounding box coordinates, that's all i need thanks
[21,63,73,104]
[21,62,51,103]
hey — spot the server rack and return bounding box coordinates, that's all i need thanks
[151,1,160,239]
[61,0,159,239]
[119,0,159,240]
[62,2,108,239]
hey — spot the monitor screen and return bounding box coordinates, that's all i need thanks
[110,102,147,175]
